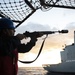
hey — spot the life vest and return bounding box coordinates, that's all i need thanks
[0,49,18,75]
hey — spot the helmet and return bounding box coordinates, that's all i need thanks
[0,18,15,29]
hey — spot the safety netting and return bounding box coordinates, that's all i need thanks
[0,0,37,27]
[0,0,75,27]
[41,0,75,11]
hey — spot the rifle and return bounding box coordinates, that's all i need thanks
[19,30,68,64]
[23,30,68,38]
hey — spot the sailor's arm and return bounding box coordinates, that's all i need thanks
[15,33,37,53]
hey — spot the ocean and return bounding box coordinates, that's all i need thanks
[18,67,47,75]
[17,67,75,75]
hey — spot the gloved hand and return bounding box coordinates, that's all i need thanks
[30,32,43,43]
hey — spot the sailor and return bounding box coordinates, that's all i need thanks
[0,18,37,75]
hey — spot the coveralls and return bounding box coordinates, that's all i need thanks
[0,36,37,75]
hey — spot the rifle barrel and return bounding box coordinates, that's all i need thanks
[36,30,68,34]
[24,30,68,37]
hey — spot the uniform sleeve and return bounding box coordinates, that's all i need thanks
[17,38,37,53]
[0,36,21,56]
[11,36,21,49]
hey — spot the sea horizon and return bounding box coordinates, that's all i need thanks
[18,66,47,75]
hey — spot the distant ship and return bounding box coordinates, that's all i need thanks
[43,31,75,73]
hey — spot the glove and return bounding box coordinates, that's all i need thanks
[30,36,37,43]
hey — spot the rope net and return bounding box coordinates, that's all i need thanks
[39,0,75,11]
[0,0,36,27]
[0,0,75,27]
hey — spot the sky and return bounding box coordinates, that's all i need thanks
[15,7,75,67]
[16,7,75,32]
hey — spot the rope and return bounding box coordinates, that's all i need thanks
[18,35,48,64]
